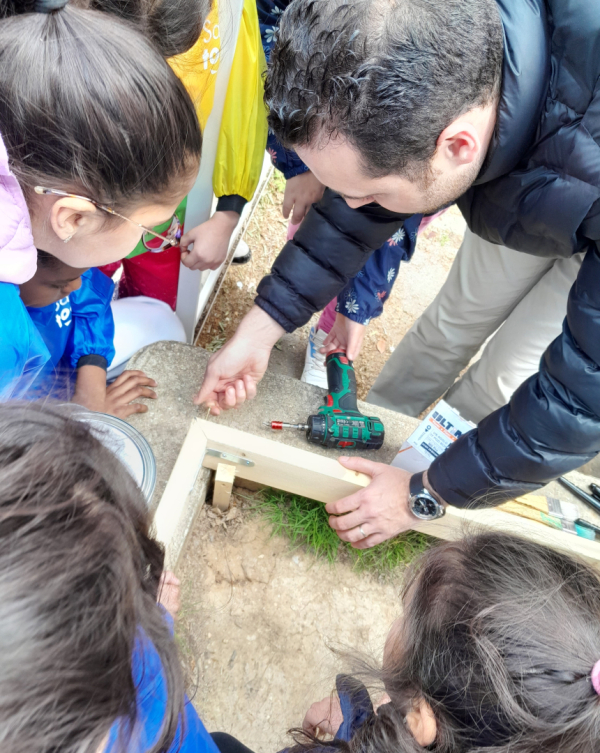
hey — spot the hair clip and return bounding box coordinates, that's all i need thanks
[591,660,600,695]
[34,0,69,12]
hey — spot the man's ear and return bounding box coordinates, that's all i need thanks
[436,120,482,167]
[49,197,99,242]
[405,697,437,747]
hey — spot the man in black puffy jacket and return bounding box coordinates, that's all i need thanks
[197,0,600,547]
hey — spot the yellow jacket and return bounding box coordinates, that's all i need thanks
[169,0,268,207]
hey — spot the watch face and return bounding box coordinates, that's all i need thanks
[412,494,441,520]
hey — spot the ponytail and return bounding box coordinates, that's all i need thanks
[73,0,210,58]
[0,2,201,211]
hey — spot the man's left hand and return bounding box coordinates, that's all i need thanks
[326,457,415,548]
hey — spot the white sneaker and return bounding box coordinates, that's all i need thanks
[231,239,252,265]
[301,326,328,388]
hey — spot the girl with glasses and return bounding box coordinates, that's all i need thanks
[0,0,202,399]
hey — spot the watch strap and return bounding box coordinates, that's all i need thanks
[409,471,425,497]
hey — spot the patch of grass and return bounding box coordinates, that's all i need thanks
[253,489,431,576]
[205,335,226,352]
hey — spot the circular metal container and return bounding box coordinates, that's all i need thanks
[74,411,156,503]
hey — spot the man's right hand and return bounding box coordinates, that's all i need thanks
[195,305,285,414]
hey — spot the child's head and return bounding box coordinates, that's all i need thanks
[359,533,600,753]
[0,403,183,753]
[19,249,87,308]
[0,1,202,268]
[73,0,211,58]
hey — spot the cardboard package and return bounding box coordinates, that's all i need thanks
[392,400,475,473]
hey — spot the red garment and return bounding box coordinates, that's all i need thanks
[99,247,181,310]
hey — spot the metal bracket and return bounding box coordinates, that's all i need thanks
[205,448,255,467]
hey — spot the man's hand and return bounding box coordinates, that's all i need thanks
[283,171,325,226]
[326,457,415,548]
[195,305,285,414]
[321,313,366,361]
[180,211,239,271]
[303,695,344,738]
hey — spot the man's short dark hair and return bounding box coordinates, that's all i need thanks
[265,0,504,179]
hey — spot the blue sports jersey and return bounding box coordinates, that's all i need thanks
[26,268,115,399]
[0,282,51,400]
[106,616,219,753]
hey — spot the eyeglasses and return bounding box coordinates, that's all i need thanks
[35,186,182,252]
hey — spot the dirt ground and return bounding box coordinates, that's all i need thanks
[179,498,402,753]
[198,171,465,398]
[181,175,465,750]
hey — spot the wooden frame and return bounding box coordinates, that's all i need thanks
[154,419,600,565]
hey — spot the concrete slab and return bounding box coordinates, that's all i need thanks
[265,331,307,379]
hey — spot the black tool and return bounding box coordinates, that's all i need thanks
[558,476,600,515]
[590,483,600,503]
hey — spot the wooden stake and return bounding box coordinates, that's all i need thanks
[213,462,236,511]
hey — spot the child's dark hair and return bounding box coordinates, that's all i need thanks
[295,533,600,753]
[36,248,64,270]
[0,0,201,214]
[0,403,182,753]
[72,0,210,58]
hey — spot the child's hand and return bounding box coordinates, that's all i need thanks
[104,370,157,418]
[180,211,239,271]
[158,571,181,619]
[303,694,344,738]
[74,365,157,418]
[283,171,325,226]
[321,313,367,361]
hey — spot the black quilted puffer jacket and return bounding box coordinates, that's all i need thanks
[255,0,600,507]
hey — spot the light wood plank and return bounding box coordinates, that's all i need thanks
[153,420,208,552]
[412,505,600,564]
[198,419,370,503]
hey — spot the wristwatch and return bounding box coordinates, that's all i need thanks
[408,472,446,521]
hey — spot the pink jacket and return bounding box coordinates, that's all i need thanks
[0,134,37,284]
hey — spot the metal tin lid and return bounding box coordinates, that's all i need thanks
[74,411,156,503]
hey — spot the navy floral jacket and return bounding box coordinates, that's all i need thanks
[257,0,422,325]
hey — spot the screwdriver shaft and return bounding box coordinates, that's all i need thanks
[264,421,309,431]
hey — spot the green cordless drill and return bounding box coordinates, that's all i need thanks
[266,351,385,450]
